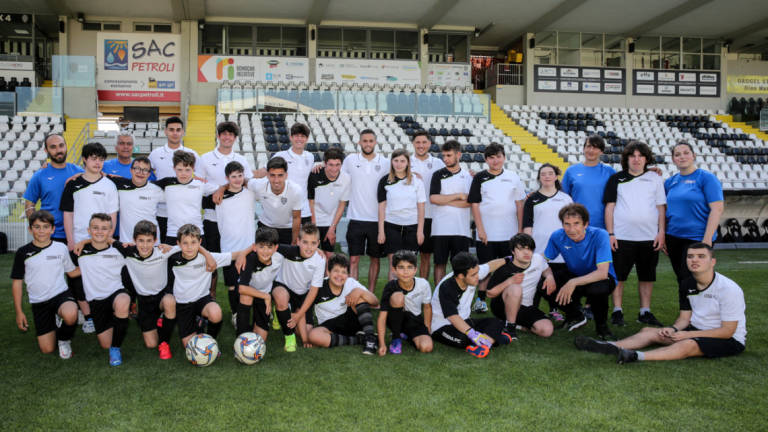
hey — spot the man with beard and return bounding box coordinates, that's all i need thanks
[409,131,444,281]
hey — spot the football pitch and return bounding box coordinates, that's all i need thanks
[2,249,766,431]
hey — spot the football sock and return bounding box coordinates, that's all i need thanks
[57,322,76,341]
[639,307,650,314]
[330,333,356,347]
[228,289,238,315]
[236,302,252,335]
[387,307,404,338]
[355,303,374,336]
[613,306,623,313]
[277,308,294,336]
[84,314,93,322]
[478,290,487,301]
[637,351,645,361]
[207,320,222,339]
[112,317,129,348]
[158,317,176,343]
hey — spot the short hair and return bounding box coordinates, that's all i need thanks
[89,213,112,225]
[132,220,157,240]
[558,203,589,224]
[290,123,311,137]
[537,163,562,190]
[687,242,714,257]
[216,121,240,137]
[28,210,54,227]
[255,226,279,246]
[172,150,195,168]
[442,139,461,153]
[509,233,536,251]
[451,252,479,277]
[225,161,244,177]
[392,250,417,268]
[585,134,605,152]
[82,142,107,160]
[177,224,201,241]
[132,156,151,169]
[411,130,431,142]
[165,116,184,129]
[328,253,350,272]
[621,141,654,171]
[298,223,320,239]
[359,128,376,138]
[323,147,345,163]
[673,140,695,156]
[43,133,65,149]
[116,132,134,143]
[484,142,505,159]
[267,156,288,172]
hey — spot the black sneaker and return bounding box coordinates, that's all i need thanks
[596,324,615,341]
[611,310,626,326]
[362,336,377,355]
[574,335,620,355]
[503,324,518,342]
[637,311,664,327]
[565,315,588,332]
[617,348,639,364]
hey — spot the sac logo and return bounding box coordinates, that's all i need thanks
[104,39,128,70]
[106,38,178,73]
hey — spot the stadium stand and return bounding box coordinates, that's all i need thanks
[0,115,64,199]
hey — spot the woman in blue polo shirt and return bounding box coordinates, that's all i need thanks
[664,141,724,287]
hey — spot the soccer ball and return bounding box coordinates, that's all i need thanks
[185,333,220,367]
[233,332,266,365]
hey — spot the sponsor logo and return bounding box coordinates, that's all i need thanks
[46,255,61,260]
[267,60,279,68]
[216,58,235,80]
[47,176,54,180]
[157,80,175,89]
[92,191,105,196]
[104,39,129,70]
[320,74,334,80]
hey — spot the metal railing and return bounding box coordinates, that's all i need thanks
[486,63,525,87]
[760,108,768,132]
[0,198,31,251]
[68,122,96,165]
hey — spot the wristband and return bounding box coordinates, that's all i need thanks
[608,233,614,236]
[671,326,679,332]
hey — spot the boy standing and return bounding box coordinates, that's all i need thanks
[308,148,351,260]
[109,156,163,243]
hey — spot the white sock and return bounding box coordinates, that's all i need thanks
[613,307,623,313]
[639,307,650,315]
[637,351,645,361]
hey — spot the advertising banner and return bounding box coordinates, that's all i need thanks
[633,69,720,97]
[197,55,309,83]
[534,65,625,94]
[727,75,768,94]
[315,59,421,85]
[427,63,470,87]
[96,32,181,102]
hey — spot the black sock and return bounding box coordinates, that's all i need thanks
[84,314,93,321]
[277,308,293,336]
[478,290,487,301]
[111,317,129,348]
[355,303,374,336]
[158,317,176,343]
[236,302,252,335]
[387,307,404,339]
[57,322,76,341]
[228,289,239,315]
[207,320,222,338]
[330,333,354,347]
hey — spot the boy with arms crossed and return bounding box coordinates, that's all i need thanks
[308,148,351,260]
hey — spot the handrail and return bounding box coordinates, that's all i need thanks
[68,121,97,165]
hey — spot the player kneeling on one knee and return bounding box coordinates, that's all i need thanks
[377,250,433,356]
[308,253,380,355]
[575,243,746,364]
[487,233,555,340]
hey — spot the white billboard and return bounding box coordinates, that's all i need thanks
[315,59,421,85]
[427,63,470,87]
[197,55,308,83]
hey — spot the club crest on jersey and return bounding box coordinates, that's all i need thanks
[281,197,288,205]
[427,162,433,169]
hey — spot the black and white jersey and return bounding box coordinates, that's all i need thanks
[71,244,125,301]
[430,264,491,331]
[247,178,303,229]
[487,254,549,307]
[276,245,326,295]
[198,148,253,222]
[679,273,747,345]
[59,176,119,242]
[110,177,163,243]
[202,188,256,252]
[114,244,179,296]
[313,277,366,324]
[148,144,200,218]
[273,149,315,218]
[307,169,351,227]
[430,167,473,237]
[603,170,666,241]
[522,190,573,262]
[380,277,432,316]
[342,153,389,222]
[11,241,75,303]
[238,251,284,294]
[411,155,445,219]
[154,177,219,238]
[168,251,231,304]
[467,169,526,241]
[377,175,426,226]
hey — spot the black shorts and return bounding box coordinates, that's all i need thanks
[157,216,168,244]
[319,309,361,336]
[137,291,169,332]
[318,226,337,252]
[222,262,240,286]
[613,240,659,282]
[346,220,384,257]
[419,218,434,254]
[250,297,271,331]
[432,235,471,266]
[386,310,429,339]
[177,295,217,338]
[89,289,130,334]
[258,222,293,245]
[384,222,419,255]
[684,325,746,358]
[31,290,76,336]
[490,299,547,329]
[203,220,221,252]
[287,288,315,326]
[67,251,86,301]
[476,240,512,264]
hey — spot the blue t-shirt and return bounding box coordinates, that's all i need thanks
[103,158,156,180]
[544,226,616,280]
[561,163,615,229]
[23,163,84,239]
[664,169,723,241]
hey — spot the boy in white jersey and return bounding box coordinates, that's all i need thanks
[410,131,444,280]
[308,253,380,355]
[377,250,433,356]
[12,211,80,359]
[576,243,746,363]
[308,148,351,260]
[272,123,315,225]
[108,156,163,243]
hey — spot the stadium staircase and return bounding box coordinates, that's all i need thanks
[489,102,569,172]
[184,105,216,154]
[64,117,95,163]
[715,114,768,141]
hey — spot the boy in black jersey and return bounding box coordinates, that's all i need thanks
[12,211,81,359]
[377,250,433,356]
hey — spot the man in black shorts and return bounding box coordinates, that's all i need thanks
[575,243,746,363]
[410,131,445,280]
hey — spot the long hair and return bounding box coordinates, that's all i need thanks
[537,163,562,190]
[388,148,412,184]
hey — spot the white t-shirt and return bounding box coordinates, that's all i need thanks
[342,153,389,222]
[488,254,549,307]
[381,277,432,316]
[115,244,180,296]
[198,148,253,221]
[169,251,231,304]
[154,178,219,238]
[273,148,315,218]
[604,170,667,241]
[467,169,527,241]
[205,188,257,252]
[59,176,119,243]
[276,245,326,295]
[73,244,125,301]
[377,175,426,226]
[314,277,367,324]
[11,241,75,303]
[307,169,351,227]
[411,155,445,219]
[238,251,284,294]
[680,272,747,345]
[430,264,490,331]
[110,177,163,243]
[247,178,303,229]
[148,144,200,218]
[523,190,573,263]
[429,167,473,237]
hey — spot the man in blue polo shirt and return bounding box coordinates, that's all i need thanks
[103,133,157,180]
[544,203,617,340]
[561,135,615,230]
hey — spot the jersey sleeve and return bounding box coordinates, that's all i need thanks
[22,174,40,203]
[429,171,442,196]
[594,230,613,266]
[415,180,427,203]
[237,253,256,286]
[111,242,130,257]
[160,245,181,259]
[307,173,319,200]
[202,182,220,195]
[467,176,482,203]
[153,177,175,190]
[290,184,303,211]
[212,252,232,269]
[701,171,724,203]
[514,179,527,201]
[62,249,76,273]
[602,174,619,204]
[247,177,265,192]
[380,281,397,311]
[522,196,535,229]
[654,176,667,205]
[487,265,511,292]
[377,176,388,203]
[106,182,119,213]
[10,249,25,280]
[311,256,325,288]
[720,282,746,322]
[437,284,459,318]
[678,279,693,311]
[561,169,573,195]
[478,263,490,280]
[58,180,76,212]
[201,194,215,210]
[543,232,561,261]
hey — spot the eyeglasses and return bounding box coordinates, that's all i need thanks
[132,167,151,174]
